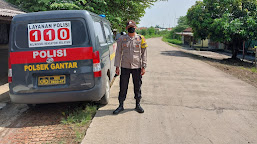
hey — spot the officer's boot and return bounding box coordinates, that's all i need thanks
[135,99,144,113]
[113,102,124,115]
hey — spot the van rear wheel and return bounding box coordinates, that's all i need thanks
[99,76,110,105]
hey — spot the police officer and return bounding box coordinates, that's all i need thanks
[113,20,148,114]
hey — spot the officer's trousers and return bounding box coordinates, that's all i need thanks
[118,67,142,103]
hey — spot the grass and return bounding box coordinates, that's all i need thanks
[252,67,257,73]
[57,141,65,144]
[60,103,97,143]
[75,129,85,142]
[162,37,182,45]
[61,103,97,126]
[144,34,163,39]
[241,67,257,73]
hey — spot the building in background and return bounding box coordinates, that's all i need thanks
[166,28,172,31]
[0,0,24,84]
[137,27,147,30]
[177,27,224,49]
[0,0,24,49]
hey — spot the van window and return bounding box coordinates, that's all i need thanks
[103,24,112,43]
[94,21,105,44]
[14,19,88,49]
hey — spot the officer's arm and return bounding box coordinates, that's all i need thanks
[114,37,122,68]
[141,36,148,69]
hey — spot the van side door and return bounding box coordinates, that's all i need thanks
[93,20,110,79]
[103,23,115,80]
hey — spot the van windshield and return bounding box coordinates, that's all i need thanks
[14,19,89,50]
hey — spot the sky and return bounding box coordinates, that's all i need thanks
[138,0,199,28]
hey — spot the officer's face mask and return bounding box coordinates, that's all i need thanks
[128,27,135,33]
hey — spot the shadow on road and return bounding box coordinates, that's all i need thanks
[95,108,135,117]
[160,50,254,68]
[161,50,190,57]
[0,91,9,102]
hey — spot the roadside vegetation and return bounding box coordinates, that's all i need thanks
[137,27,169,39]
[61,103,97,143]
[61,103,97,126]
[0,102,99,143]
[240,67,257,73]
[162,16,188,45]
[162,37,182,45]
[187,0,257,59]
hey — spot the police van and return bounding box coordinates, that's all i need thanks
[8,10,116,104]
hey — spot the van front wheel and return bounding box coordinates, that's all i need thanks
[99,76,110,105]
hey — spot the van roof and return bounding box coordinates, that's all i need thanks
[12,10,110,25]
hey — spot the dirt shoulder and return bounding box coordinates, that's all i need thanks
[204,60,257,88]
[0,102,96,144]
[167,42,257,88]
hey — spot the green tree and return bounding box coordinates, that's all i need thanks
[155,25,160,28]
[7,0,158,31]
[187,1,211,43]
[147,27,155,36]
[168,16,189,39]
[187,0,257,59]
[177,16,188,26]
[140,29,148,36]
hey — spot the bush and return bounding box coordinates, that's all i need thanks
[147,27,155,36]
[141,29,147,35]
[137,28,169,39]
[163,37,182,45]
[167,39,182,45]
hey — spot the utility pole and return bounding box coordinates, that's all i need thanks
[255,46,257,69]
[243,41,245,60]
[174,12,176,27]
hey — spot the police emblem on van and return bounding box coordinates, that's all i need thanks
[46,57,54,63]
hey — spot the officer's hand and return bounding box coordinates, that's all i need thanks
[116,67,120,75]
[141,68,146,75]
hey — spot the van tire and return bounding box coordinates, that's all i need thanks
[99,76,110,105]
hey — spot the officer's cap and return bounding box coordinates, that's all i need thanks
[126,20,136,27]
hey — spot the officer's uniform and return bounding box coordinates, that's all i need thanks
[114,34,148,103]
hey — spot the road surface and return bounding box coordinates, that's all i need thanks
[82,37,257,144]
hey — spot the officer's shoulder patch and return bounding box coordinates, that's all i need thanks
[141,35,146,41]
[140,35,148,48]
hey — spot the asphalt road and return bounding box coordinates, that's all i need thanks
[82,37,257,144]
